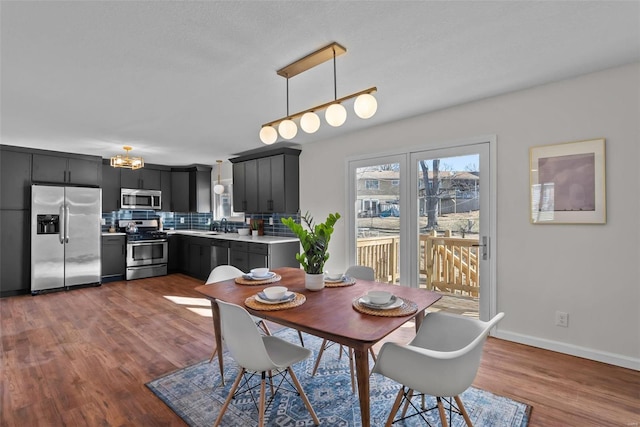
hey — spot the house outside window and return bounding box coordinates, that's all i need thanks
[365,180,379,190]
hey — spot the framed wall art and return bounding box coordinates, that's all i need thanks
[529,138,606,224]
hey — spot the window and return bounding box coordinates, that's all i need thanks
[365,180,379,190]
[391,180,399,186]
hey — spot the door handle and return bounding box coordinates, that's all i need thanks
[472,236,489,260]
[64,204,70,243]
[59,204,65,244]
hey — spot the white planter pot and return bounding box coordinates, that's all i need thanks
[252,230,259,237]
[305,272,325,291]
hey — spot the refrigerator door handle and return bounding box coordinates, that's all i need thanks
[59,204,65,244]
[64,204,70,243]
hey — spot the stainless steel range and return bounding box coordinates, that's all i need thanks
[120,219,168,280]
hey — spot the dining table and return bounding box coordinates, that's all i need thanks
[194,266,441,427]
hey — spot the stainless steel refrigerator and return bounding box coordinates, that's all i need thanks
[31,185,102,293]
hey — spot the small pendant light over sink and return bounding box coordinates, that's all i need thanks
[214,160,225,195]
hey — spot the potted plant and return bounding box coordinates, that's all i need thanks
[250,220,260,237]
[281,211,341,290]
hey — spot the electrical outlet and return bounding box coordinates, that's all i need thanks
[555,311,569,327]
[246,218,251,225]
[180,217,185,224]
[269,217,274,225]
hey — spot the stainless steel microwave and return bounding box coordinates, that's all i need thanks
[121,188,162,210]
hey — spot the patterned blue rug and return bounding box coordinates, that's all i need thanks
[147,329,531,426]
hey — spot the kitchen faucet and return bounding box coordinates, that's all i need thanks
[220,218,228,233]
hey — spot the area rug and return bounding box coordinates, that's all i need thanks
[147,329,531,426]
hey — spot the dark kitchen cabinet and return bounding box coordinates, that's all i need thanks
[0,210,30,296]
[0,147,31,210]
[120,168,161,190]
[232,160,258,213]
[187,236,211,281]
[101,161,121,212]
[168,234,179,272]
[229,240,299,272]
[32,153,101,186]
[171,166,211,213]
[101,235,126,281]
[257,154,299,213]
[160,170,172,212]
[230,148,299,214]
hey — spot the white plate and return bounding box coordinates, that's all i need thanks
[247,271,276,280]
[359,295,403,310]
[255,291,295,304]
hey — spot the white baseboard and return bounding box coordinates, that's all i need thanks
[494,330,640,372]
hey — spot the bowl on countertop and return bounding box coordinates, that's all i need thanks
[237,228,250,236]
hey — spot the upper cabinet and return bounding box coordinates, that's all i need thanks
[32,153,101,186]
[120,168,161,190]
[171,165,211,213]
[101,161,121,212]
[231,148,300,214]
[0,147,32,210]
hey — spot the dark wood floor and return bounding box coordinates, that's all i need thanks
[1,274,638,426]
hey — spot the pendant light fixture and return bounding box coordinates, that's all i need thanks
[259,42,377,144]
[110,145,144,170]
[213,160,225,195]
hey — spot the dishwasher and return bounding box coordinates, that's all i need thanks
[211,239,230,269]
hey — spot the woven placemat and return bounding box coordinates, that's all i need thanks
[324,277,356,288]
[234,274,282,286]
[352,296,418,317]
[245,292,306,311]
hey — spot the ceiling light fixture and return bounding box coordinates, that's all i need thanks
[213,160,225,195]
[110,145,144,170]
[259,42,377,144]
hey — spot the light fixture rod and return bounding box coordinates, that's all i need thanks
[333,46,337,100]
[277,42,347,78]
[262,86,377,128]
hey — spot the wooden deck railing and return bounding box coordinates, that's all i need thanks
[356,230,479,297]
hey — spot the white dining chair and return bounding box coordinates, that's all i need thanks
[205,265,272,363]
[371,311,505,427]
[213,300,320,427]
[311,265,377,393]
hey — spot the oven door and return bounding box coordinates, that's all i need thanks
[126,240,168,267]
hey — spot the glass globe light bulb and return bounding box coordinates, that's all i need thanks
[259,126,277,145]
[325,103,347,127]
[300,112,320,133]
[278,119,298,140]
[213,184,224,195]
[354,93,378,119]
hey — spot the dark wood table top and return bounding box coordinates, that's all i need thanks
[194,266,441,351]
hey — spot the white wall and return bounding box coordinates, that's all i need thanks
[299,63,640,370]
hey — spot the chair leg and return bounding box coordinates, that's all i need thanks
[208,346,218,363]
[311,339,329,376]
[436,396,449,427]
[400,388,414,418]
[258,372,266,427]
[213,368,244,427]
[348,348,356,393]
[454,395,473,427]
[385,386,406,427]
[369,347,377,362]
[297,330,305,347]
[288,367,320,425]
[258,320,272,336]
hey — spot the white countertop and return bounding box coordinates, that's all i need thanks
[168,230,299,244]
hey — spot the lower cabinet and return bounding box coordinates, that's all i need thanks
[168,234,180,273]
[188,237,212,282]
[0,209,30,296]
[101,235,126,282]
[230,241,299,273]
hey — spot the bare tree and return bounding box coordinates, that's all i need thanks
[419,159,440,229]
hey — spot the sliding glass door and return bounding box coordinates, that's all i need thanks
[348,138,494,320]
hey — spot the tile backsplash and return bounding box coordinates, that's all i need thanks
[102,210,300,237]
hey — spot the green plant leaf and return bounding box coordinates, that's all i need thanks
[281,212,341,274]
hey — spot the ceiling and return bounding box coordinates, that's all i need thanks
[1,1,638,167]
